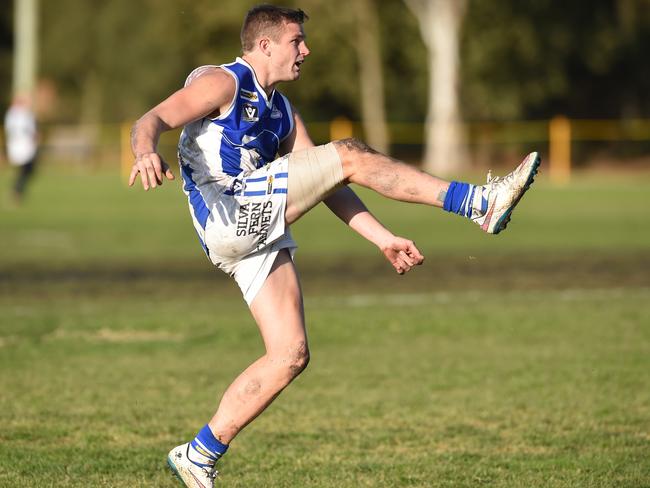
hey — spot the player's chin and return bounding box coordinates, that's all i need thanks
[290,66,302,80]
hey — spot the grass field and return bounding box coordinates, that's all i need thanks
[1,166,649,487]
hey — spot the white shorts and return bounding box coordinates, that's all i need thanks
[196,156,295,305]
[184,144,344,306]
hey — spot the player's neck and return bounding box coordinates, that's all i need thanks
[241,54,276,97]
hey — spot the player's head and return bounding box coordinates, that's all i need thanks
[241,5,310,81]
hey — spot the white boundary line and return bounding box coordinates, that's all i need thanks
[307,287,650,308]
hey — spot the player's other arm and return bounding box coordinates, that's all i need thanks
[323,186,424,275]
[280,110,424,275]
[129,69,236,190]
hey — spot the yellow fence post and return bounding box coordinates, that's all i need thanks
[329,116,353,141]
[120,121,132,184]
[549,115,571,185]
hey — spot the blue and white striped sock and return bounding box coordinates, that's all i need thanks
[187,425,229,469]
[443,181,487,219]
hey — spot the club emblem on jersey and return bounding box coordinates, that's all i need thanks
[270,106,283,119]
[240,88,259,102]
[242,103,259,122]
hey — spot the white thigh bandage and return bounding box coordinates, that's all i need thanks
[287,143,345,216]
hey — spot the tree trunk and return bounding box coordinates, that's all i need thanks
[13,0,39,97]
[405,0,467,175]
[355,0,389,154]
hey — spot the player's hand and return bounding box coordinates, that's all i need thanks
[379,236,425,275]
[128,152,175,190]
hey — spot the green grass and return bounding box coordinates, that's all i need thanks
[0,166,649,487]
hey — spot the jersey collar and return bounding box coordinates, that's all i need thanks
[236,57,275,109]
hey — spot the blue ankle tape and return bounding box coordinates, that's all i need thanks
[443,181,470,215]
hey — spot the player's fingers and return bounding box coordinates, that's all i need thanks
[152,157,164,184]
[386,252,402,274]
[393,255,412,275]
[132,156,151,190]
[128,166,139,187]
[398,250,414,267]
[146,164,159,188]
[162,160,175,181]
[132,160,147,190]
[405,241,424,264]
[395,262,409,274]
[134,153,164,190]
[140,169,149,190]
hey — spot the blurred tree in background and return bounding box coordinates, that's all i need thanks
[3,0,649,128]
[39,0,211,122]
[0,6,14,106]
[462,0,650,120]
[406,0,468,173]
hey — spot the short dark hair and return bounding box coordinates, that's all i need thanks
[241,5,308,53]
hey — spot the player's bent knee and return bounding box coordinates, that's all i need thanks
[267,340,310,380]
[333,137,377,156]
[286,144,345,221]
[333,138,377,177]
[276,340,309,379]
[288,342,310,377]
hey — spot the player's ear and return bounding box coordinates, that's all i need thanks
[259,37,272,56]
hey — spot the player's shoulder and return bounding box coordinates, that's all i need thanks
[185,65,236,89]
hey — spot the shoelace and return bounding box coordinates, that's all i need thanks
[486,168,516,187]
[203,466,219,480]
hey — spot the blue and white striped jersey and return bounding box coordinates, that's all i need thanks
[178,57,295,191]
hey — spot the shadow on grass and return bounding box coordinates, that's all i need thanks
[2,251,649,298]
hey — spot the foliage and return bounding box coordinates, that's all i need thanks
[3,0,649,123]
[40,0,205,121]
[0,4,13,109]
[461,0,650,120]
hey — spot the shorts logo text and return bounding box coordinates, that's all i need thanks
[237,201,273,248]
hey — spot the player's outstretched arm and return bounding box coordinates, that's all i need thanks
[129,69,236,190]
[324,186,424,275]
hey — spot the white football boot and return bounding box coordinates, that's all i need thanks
[471,152,541,234]
[168,443,219,488]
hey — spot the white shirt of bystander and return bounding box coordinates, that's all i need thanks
[5,103,37,166]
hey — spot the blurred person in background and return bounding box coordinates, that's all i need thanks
[129,4,539,487]
[4,93,39,205]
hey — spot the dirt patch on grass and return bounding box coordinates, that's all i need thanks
[1,251,649,297]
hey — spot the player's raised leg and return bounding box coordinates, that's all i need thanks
[333,138,540,234]
[284,139,540,235]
